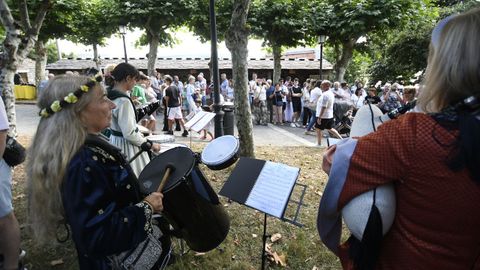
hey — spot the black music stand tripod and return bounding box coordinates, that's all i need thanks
[219,157,306,270]
[259,183,307,270]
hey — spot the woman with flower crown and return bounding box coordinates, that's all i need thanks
[27,75,171,269]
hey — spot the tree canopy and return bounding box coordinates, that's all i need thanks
[249,0,308,82]
[117,0,195,75]
[306,0,423,82]
[68,0,119,51]
[367,0,480,84]
[187,0,233,41]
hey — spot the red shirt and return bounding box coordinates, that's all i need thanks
[338,113,480,269]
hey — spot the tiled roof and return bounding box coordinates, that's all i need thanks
[46,57,333,71]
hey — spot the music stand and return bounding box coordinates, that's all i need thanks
[184,110,216,148]
[219,157,306,269]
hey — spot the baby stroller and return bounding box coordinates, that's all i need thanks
[333,101,354,137]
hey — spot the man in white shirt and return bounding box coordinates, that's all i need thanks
[305,81,323,133]
[316,80,342,146]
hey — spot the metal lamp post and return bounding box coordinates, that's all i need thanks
[318,35,326,80]
[119,25,128,63]
[209,0,224,138]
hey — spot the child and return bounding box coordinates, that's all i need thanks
[190,99,214,141]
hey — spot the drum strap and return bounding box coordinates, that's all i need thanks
[84,134,143,200]
[107,88,139,121]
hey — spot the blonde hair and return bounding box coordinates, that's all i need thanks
[27,75,100,244]
[418,8,480,112]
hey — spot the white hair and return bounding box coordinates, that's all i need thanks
[27,75,100,244]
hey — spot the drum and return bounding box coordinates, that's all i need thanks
[201,135,239,170]
[138,147,230,252]
[342,105,396,239]
[137,124,151,136]
[145,134,175,144]
[158,143,187,154]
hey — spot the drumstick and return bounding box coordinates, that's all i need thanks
[157,163,176,192]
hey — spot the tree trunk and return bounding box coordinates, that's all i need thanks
[332,42,340,79]
[93,43,100,71]
[0,69,17,136]
[0,26,21,137]
[147,32,159,77]
[0,0,50,136]
[272,45,282,83]
[335,39,356,83]
[225,0,254,158]
[333,43,340,65]
[35,40,47,86]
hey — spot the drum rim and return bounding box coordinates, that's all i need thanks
[137,124,150,132]
[139,147,196,194]
[201,135,239,166]
[146,134,176,139]
[145,134,176,144]
[163,148,196,192]
[158,143,188,154]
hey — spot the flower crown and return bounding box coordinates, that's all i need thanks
[39,76,103,118]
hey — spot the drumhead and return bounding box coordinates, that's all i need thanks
[201,135,239,166]
[139,147,195,194]
[146,134,175,143]
[342,104,396,238]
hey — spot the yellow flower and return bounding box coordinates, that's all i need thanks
[64,93,78,104]
[51,100,62,112]
[81,85,89,92]
[40,109,49,117]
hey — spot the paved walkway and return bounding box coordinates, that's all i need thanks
[15,103,328,147]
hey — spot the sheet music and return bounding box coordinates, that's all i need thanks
[245,161,299,218]
[327,138,343,147]
[184,110,208,130]
[191,112,215,132]
[185,110,195,121]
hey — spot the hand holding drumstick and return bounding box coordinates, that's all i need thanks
[142,164,175,213]
[144,192,164,213]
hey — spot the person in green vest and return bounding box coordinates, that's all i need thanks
[131,73,149,106]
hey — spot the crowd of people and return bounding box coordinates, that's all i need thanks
[246,73,419,147]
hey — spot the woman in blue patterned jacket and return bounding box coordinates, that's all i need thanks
[27,75,169,269]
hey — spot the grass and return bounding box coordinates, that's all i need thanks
[12,136,345,269]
